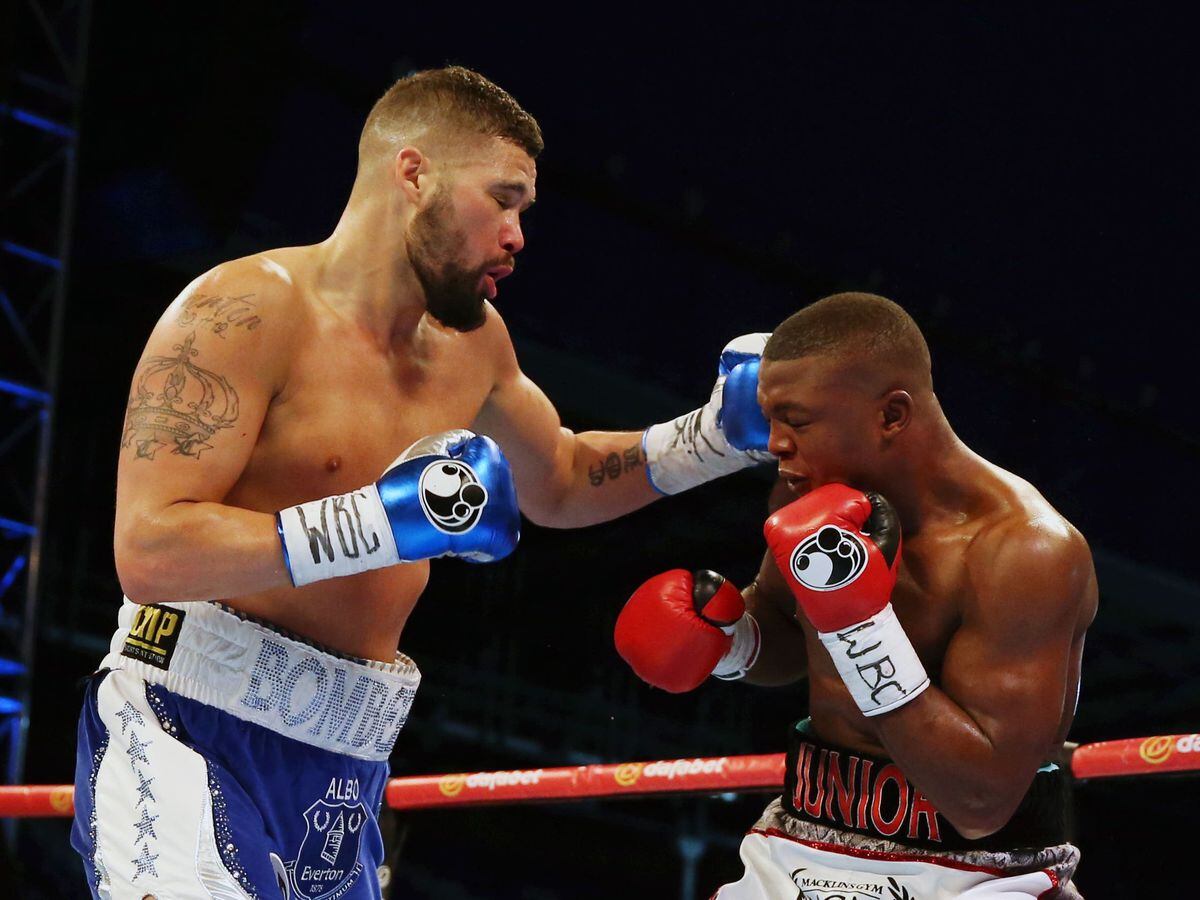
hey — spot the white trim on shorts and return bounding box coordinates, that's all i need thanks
[101,598,421,762]
[90,667,257,899]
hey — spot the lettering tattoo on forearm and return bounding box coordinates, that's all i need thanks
[176,292,262,337]
[121,332,241,460]
[588,443,645,487]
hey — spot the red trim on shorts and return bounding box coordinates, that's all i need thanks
[751,827,1058,885]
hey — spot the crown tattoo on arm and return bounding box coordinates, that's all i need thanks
[121,333,241,460]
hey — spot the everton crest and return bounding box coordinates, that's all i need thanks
[288,799,368,899]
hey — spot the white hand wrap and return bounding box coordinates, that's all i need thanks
[277,485,400,587]
[713,614,762,681]
[642,381,758,495]
[817,603,930,717]
[643,333,772,494]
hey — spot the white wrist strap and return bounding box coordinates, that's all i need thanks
[817,603,930,717]
[713,614,761,681]
[277,484,400,587]
[643,381,757,495]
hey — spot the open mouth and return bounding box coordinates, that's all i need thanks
[780,471,811,492]
[481,266,513,301]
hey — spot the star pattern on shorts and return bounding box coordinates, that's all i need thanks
[132,806,159,843]
[115,701,145,735]
[134,767,156,808]
[131,841,159,879]
[126,730,152,765]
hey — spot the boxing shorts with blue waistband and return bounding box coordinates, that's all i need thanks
[714,719,1084,899]
[71,598,421,899]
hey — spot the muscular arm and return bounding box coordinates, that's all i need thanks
[873,519,1097,837]
[472,313,659,528]
[742,479,809,686]
[113,263,295,603]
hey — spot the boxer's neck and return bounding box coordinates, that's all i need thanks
[314,184,427,347]
[877,399,982,535]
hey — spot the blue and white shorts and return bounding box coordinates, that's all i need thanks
[71,599,420,899]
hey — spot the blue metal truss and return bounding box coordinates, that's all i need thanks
[0,0,91,802]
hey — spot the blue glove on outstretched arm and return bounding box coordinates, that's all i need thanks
[642,332,773,494]
[277,429,520,587]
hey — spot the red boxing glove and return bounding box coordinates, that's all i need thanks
[763,484,901,632]
[615,570,759,693]
[764,484,929,717]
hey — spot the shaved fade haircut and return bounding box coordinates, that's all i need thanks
[764,293,932,385]
[359,65,543,167]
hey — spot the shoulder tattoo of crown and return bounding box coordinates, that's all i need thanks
[121,332,241,460]
[176,292,262,338]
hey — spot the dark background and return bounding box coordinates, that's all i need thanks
[3,2,1198,896]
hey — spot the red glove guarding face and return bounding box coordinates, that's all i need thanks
[763,483,901,633]
[764,484,928,717]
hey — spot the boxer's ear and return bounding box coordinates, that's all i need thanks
[880,390,913,438]
[394,147,426,201]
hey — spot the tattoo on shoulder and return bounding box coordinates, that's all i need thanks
[176,292,262,337]
[121,332,241,460]
[588,443,644,487]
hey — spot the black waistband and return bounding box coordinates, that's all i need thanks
[782,719,1073,852]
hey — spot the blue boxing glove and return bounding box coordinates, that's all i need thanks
[717,338,771,453]
[277,429,520,587]
[642,333,773,494]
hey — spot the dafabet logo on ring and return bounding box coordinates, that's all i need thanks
[49,786,74,814]
[1139,735,1174,765]
[438,774,467,797]
[614,763,643,787]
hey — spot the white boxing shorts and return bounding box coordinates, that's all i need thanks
[713,719,1082,899]
[714,798,1081,899]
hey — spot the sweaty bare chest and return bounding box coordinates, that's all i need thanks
[888,572,962,673]
[805,565,963,674]
[807,539,969,750]
[231,336,493,509]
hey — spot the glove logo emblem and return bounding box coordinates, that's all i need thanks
[418,461,489,534]
[789,526,867,591]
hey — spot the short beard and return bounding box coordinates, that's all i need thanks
[407,188,488,332]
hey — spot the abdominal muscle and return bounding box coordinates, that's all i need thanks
[223,560,431,663]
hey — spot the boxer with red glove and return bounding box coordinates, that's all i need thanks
[614,569,761,693]
[763,483,929,717]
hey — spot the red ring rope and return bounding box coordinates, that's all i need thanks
[2,734,1195,818]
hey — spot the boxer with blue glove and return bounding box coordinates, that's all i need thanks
[74,64,777,900]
